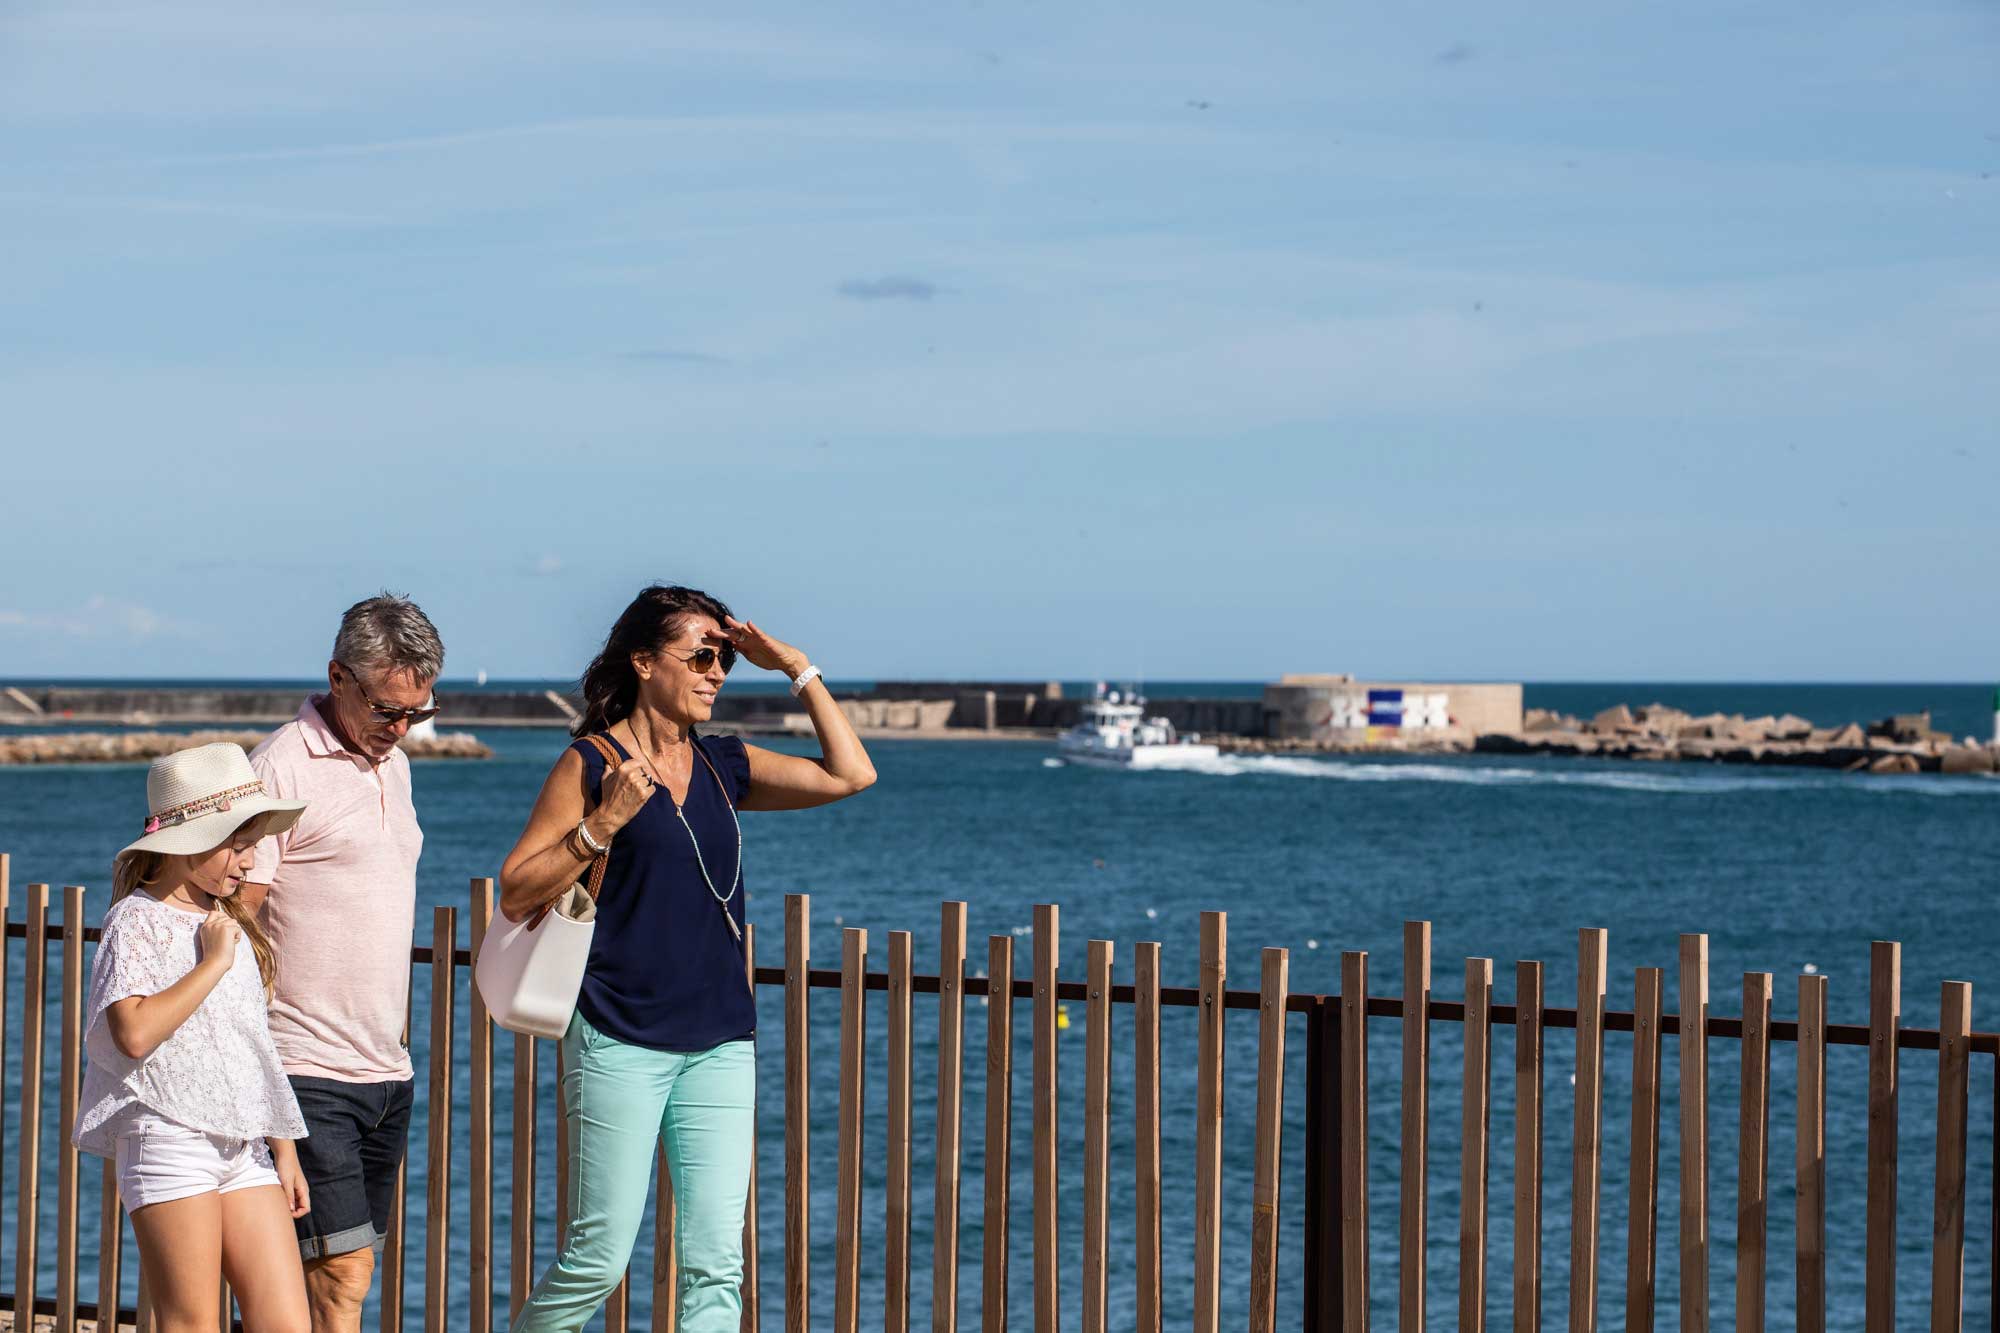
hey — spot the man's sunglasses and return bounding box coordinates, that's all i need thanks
[663,644,737,675]
[336,663,442,725]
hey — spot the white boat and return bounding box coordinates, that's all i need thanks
[1056,685,1220,769]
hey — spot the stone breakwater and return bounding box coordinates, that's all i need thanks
[1476,703,1998,774]
[0,730,493,765]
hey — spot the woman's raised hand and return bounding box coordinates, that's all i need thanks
[593,760,657,836]
[718,616,808,677]
[197,908,239,970]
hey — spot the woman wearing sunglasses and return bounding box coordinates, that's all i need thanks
[499,583,875,1333]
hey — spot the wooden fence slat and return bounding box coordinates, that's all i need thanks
[383,983,413,1333]
[425,907,456,1333]
[932,903,967,1333]
[1678,935,1710,1333]
[469,880,495,1333]
[887,930,915,1333]
[17,883,49,1333]
[1795,974,1828,1333]
[1400,922,1430,1333]
[99,1158,124,1333]
[1514,960,1544,1333]
[1866,940,1901,1333]
[1736,973,1773,1333]
[1134,941,1163,1333]
[835,927,869,1333]
[607,1264,630,1333]
[981,935,1014,1333]
[0,858,9,1321]
[1627,968,1665,1333]
[136,1263,154,1333]
[1081,940,1113,1333]
[56,886,85,1333]
[1341,950,1370,1333]
[1032,904,1061,1333]
[784,894,811,1333]
[741,921,760,1333]
[1248,947,1290,1333]
[511,1029,538,1322]
[1459,958,1493,1333]
[1931,981,1972,1333]
[1570,929,1607,1333]
[654,1144,677,1333]
[1194,912,1225,1333]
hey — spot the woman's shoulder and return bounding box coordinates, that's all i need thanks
[696,731,752,800]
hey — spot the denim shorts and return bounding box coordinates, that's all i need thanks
[289,1075,415,1262]
[114,1112,279,1212]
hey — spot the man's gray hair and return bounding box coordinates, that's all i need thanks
[332,594,445,683]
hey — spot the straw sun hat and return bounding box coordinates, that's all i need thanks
[119,742,307,858]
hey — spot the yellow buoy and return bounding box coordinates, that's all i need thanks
[1056,1003,1071,1031]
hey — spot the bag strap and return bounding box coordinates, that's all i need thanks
[527,733,621,929]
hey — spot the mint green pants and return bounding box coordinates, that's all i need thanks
[512,1014,755,1333]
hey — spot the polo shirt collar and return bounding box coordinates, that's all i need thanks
[298,696,374,767]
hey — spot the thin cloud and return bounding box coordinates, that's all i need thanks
[619,349,730,365]
[0,596,190,639]
[530,555,563,576]
[1434,42,1478,65]
[838,276,938,302]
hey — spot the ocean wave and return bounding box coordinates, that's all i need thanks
[1154,754,2000,796]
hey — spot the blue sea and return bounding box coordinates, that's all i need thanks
[0,682,1995,1332]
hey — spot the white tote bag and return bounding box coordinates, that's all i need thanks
[475,735,619,1039]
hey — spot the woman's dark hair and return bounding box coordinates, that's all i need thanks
[575,585,734,737]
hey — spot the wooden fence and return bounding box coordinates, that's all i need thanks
[0,849,1993,1332]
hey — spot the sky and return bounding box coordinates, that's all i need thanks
[3,0,1997,683]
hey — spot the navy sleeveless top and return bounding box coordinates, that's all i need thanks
[573,731,756,1052]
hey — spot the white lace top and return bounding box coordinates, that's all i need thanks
[73,892,306,1158]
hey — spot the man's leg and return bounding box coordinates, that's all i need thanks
[660,1040,756,1333]
[288,1077,393,1333]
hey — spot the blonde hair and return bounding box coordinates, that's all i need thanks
[112,819,278,993]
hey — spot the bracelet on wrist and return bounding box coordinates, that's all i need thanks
[788,664,823,697]
[574,819,607,856]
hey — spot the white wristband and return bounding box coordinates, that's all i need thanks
[788,664,822,697]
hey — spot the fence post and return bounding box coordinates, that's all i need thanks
[469,880,495,1333]
[887,931,915,1333]
[425,907,457,1333]
[933,903,967,1333]
[1678,935,1710,1333]
[56,886,85,1333]
[1795,974,1828,1333]
[1194,912,1225,1333]
[1341,950,1370,1333]
[16,883,49,1333]
[1081,940,1113,1333]
[1737,974,1773,1333]
[1570,930,1607,1333]
[1866,940,1901,1333]
[981,935,1015,1333]
[1400,922,1430,1333]
[1627,969,1665,1333]
[1930,982,1972,1333]
[1134,941,1163,1333]
[1032,904,1061,1333]
[1460,959,1493,1333]
[1514,960,1544,1333]
[834,927,868,1333]
[1248,948,1290,1333]
[784,895,811,1333]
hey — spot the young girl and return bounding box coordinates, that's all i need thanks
[74,743,315,1333]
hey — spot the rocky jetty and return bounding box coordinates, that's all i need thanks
[1478,704,1997,774]
[0,730,492,765]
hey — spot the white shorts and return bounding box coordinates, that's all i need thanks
[115,1113,280,1212]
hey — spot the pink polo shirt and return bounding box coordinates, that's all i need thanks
[248,698,422,1083]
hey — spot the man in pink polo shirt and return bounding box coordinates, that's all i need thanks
[241,594,443,1333]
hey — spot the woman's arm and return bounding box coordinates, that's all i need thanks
[720,617,877,811]
[497,747,659,922]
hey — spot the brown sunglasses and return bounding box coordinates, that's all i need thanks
[336,662,443,725]
[663,644,737,675]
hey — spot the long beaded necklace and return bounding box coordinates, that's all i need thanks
[623,728,744,942]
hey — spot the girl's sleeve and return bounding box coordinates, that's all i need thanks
[85,907,171,1030]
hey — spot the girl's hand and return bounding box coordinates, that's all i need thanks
[717,617,808,678]
[197,909,238,971]
[591,760,656,837]
[270,1141,311,1219]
